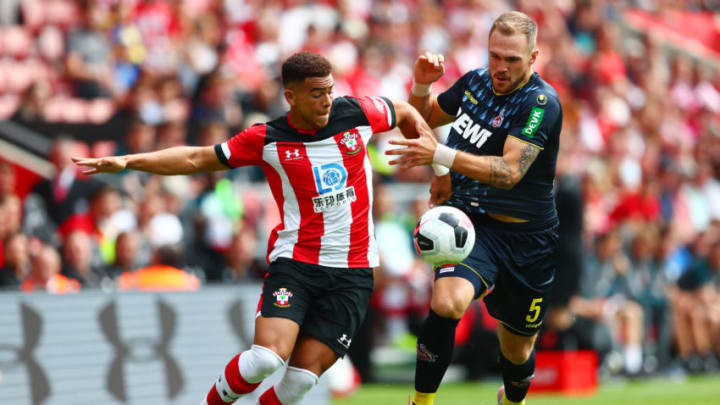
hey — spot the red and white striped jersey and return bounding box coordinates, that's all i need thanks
[215,96,396,268]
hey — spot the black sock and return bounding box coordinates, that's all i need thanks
[499,350,536,402]
[414,310,460,394]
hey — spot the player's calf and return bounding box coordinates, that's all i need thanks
[201,345,285,405]
[499,350,535,404]
[258,366,319,405]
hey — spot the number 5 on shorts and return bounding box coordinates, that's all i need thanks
[525,298,543,323]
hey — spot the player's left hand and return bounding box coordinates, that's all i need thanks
[385,122,438,170]
[72,156,127,174]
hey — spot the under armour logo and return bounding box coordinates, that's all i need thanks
[99,299,183,402]
[0,303,50,405]
[337,334,352,349]
[285,149,301,160]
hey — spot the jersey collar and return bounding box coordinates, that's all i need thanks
[492,72,536,96]
[286,113,318,135]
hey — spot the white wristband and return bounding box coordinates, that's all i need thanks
[433,144,457,168]
[411,79,431,97]
[432,163,450,176]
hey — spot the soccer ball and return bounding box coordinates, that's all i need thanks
[413,206,475,266]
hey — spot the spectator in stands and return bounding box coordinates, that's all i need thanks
[221,227,265,282]
[117,244,200,291]
[708,241,720,363]
[570,231,645,375]
[155,120,187,149]
[0,194,22,267]
[21,244,80,294]
[64,1,114,99]
[57,185,128,266]
[0,232,30,289]
[670,227,719,373]
[626,226,673,371]
[28,138,102,231]
[61,230,106,288]
[190,71,243,129]
[0,161,15,199]
[104,230,147,279]
[119,119,156,155]
[372,183,419,344]
[11,81,52,123]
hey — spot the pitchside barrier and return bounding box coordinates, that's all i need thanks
[0,285,330,405]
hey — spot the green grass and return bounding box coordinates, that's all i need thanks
[332,376,720,405]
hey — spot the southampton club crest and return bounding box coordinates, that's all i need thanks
[339,130,361,155]
[273,288,293,308]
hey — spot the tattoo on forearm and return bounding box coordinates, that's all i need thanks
[488,144,540,190]
[518,144,540,177]
[488,157,514,190]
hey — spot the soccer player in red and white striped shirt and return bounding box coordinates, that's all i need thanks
[74,51,436,405]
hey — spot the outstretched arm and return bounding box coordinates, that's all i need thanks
[391,99,437,140]
[73,145,227,175]
[385,130,541,190]
[452,137,541,190]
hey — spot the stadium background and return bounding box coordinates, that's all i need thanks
[0,0,719,404]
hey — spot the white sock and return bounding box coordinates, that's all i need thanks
[624,344,642,374]
[238,344,285,383]
[274,367,319,404]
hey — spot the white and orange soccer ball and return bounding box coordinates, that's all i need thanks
[413,206,475,266]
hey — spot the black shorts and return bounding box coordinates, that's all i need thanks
[259,258,374,356]
[435,215,558,336]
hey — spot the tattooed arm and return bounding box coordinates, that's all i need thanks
[385,130,541,190]
[452,136,541,190]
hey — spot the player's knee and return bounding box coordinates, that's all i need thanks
[275,367,319,404]
[239,344,285,383]
[431,297,468,319]
[501,345,533,365]
[431,287,472,319]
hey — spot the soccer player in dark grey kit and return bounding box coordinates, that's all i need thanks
[387,11,562,405]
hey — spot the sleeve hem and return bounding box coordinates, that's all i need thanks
[214,144,234,169]
[506,135,544,150]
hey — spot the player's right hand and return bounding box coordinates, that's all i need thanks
[72,156,127,174]
[414,52,445,85]
[429,174,451,207]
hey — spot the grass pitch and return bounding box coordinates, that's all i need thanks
[332,376,720,405]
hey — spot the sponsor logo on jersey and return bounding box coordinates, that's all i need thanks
[525,321,543,329]
[273,288,293,307]
[464,90,478,105]
[438,267,455,274]
[284,149,302,161]
[491,107,506,128]
[313,163,348,194]
[536,94,548,105]
[522,107,545,138]
[312,186,356,213]
[339,130,362,155]
[451,112,493,149]
[337,333,352,349]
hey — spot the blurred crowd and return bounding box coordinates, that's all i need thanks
[1,0,720,382]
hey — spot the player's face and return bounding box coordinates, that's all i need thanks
[488,31,538,94]
[285,75,334,130]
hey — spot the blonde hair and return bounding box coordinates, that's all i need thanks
[489,11,538,53]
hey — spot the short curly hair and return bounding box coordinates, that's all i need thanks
[281,52,332,87]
